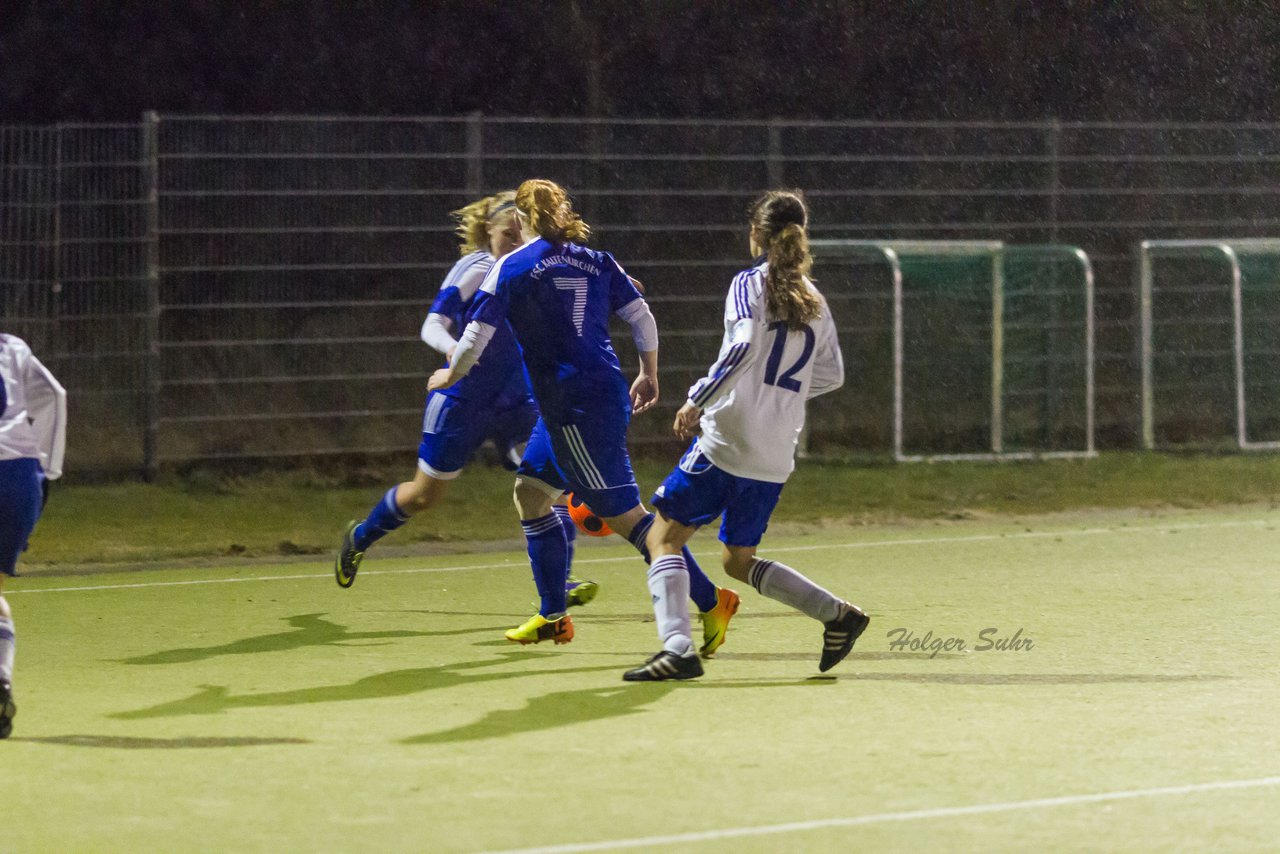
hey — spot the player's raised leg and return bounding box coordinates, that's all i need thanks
[336,466,451,588]
[724,544,868,673]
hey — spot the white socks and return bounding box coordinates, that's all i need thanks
[648,555,694,656]
[748,558,842,624]
[0,614,14,683]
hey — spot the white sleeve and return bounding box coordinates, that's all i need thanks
[24,352,67,479]
[449,257,492,303]
[687,316,763,409]
[420,312,458,354]
[439,252,495,302]
[448,321,498,378]
[614,297,658,353]
[807,309,845,400]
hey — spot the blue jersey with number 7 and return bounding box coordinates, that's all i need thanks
[468,238,645,422]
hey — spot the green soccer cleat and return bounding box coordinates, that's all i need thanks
[566,576,599,608]
[699,586,740,658]
[0,680,14,740]
[505,613,574,645]
[334,520,364,589]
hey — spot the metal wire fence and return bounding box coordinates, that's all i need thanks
[4,115,1280,474]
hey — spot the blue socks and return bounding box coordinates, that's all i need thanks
[354,487,410,552]
[626,512,719,614]
[522,513,569,616]
[551,503,577,580]
[681,546,719,614]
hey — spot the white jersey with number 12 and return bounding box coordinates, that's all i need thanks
[687,262,844,483]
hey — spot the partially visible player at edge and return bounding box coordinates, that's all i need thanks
[627,190,869,681]
[334,192,597,609]
[0,332,67,737]
[430,179,737,647]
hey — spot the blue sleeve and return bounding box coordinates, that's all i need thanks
[467,286,508,327]
[604,253,643,312]
[429,285,464,319]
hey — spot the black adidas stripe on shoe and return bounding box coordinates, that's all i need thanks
[819,604,870,673]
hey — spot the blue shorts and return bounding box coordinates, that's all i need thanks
[0,458,44,576]
[517,413,641,518]
[652,442,784,547]
[417,390,539,479]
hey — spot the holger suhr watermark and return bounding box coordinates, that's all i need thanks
[886,627,1034,658]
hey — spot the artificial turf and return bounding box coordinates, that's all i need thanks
[5,506,1278,851]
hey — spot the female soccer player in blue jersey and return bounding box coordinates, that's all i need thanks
[0,332,67,737]
[335,193,594,606]
[624,190,869,681]
[430,179,736,647]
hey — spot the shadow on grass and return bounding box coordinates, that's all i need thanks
[715,651,968,662]
[14,735,309,749]
[404,673,831,744]
[110,652,621,719]
[403,682,678,744]
[119,613,495,665]
[840,672,1231,684]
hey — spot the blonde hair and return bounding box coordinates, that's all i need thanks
[750,190,822,329]
[451,190,516,256]
[515,179,590,244]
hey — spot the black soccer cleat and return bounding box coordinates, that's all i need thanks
[0,680,15,740]
[334,520,364,589]
[623,650,704,682]
[819,603,870,673]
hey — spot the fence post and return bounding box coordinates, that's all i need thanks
[142,111,161,481]
[767,119,784,187]
[1043,119,1063,445]
[51,123,63,350]
[466,112,483,197]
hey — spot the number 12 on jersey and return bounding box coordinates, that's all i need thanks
[762,321,815,392]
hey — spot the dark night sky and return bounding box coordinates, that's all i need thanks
[2,1,1279,122]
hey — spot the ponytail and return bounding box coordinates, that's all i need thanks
[515,179,590,244]
[751,190,821,329]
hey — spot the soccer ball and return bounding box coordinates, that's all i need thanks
[566,493,612,537]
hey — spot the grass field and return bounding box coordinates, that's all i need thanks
[5,505,1279,851]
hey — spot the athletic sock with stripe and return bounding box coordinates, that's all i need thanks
[648,554,694,656]
[627,513,719,613]
[0,614,14,683]
[748,558,842,623]
[551,503,577,580]
[522,513,569,617]
[354,487,411,552]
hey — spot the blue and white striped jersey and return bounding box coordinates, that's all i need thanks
[0,333,66,479]
[688,261,844,483]
[428,250,493,331]
[470,238,646,420]
[426,251,530,403]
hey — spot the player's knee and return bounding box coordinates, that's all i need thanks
[721,550,754,582]
[397,477,444,515]
[398,490,434,515]
[513,479,553,519]
[645,516,686,560]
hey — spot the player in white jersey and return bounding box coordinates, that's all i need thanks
[0,333,67,735]
[624,190,869,681]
